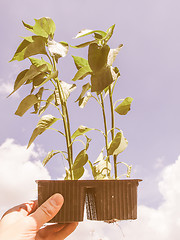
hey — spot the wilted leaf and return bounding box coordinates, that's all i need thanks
[31,87,44,114]
[48,40,69,61]
[59,81,76,102]
[72,125,93,139]
[91,66,113,92]
[88,43,110,73]
[39,93,54,115]
[107,44,123,66]
[15,94,39,116]
[42,150,61,166]
[72,65,92,81]
[74,29,106,39]
[94,159,111,179]
[72,149,88,170]
[27,114,59,148]
[10,36,47,62]
[108,131,128,156]
[115,97,133,115]
[110,66,120,81]
[76,82,91,102]
[78,92,92,108]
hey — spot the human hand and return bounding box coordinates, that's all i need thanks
[0,193,78,240]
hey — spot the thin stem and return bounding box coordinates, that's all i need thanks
[108,86,118,179]
[52,56,74,179]
[100,93,110,177]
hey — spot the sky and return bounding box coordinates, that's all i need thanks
[0,0,180,239]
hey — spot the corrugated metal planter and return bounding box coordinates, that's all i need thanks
[36,179,142,223]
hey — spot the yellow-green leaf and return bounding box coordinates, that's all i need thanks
[15,95,39,116]
[72,125,93,139]
[115,97,133,115]
[27,114,59,148]
[72,149,88,170]
[10,36,46,62]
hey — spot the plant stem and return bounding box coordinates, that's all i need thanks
[108,85,117,179]
[52,57,74,179]
[100,93,110,177]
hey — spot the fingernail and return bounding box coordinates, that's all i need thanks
[50,193,63,207]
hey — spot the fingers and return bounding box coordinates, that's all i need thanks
[53,222,78,240]
[30,193,64,229]
[1,200,37,219]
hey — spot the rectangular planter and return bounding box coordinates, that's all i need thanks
[36,179,142,223]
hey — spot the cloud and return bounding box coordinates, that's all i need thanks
[1,139,180,240]
[67,156,180,240]
[0,79,19,98]
[0,138,50,217]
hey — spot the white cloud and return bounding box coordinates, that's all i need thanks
[0,138,51,217]
[0,79,19,98]
[67,156,180,240]
[1,140,180,240]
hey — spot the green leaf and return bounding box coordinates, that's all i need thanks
[8,69,28,97]
[27,114,59,148]
[104,24,115,43]
[76,82,91,102]
[15,94,39,116]
[115,97,133,115]
[71,40,96,48]
[72,149,88,170]
[22,20,33,32]
[32,73,47,88]
[108,131,128,156]
[88,43,110,73]
[72,56,89,69]
[72,125,93,139]
[91,66,113,92]
[31,87,44,114]
[42,150,61,166]
[73,167,84,180]
[33,17,56,38]
[29,57,52,72]
[36,71,58,87]
[107,44,123,66]
[74,29,106,39]
[39,93,54,115]
[23,17,56,38]
[72,65,92,81]
[10,64,48,95]
[10,36,47,62]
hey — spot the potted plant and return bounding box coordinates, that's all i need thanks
[9,17,141,223]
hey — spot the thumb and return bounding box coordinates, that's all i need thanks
[30,193,64,229]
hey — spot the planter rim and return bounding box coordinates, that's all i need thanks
[36,179,142,183]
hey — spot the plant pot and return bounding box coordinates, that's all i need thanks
[36,179,142,223]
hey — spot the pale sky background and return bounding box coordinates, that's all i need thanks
[0,0,180,239]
